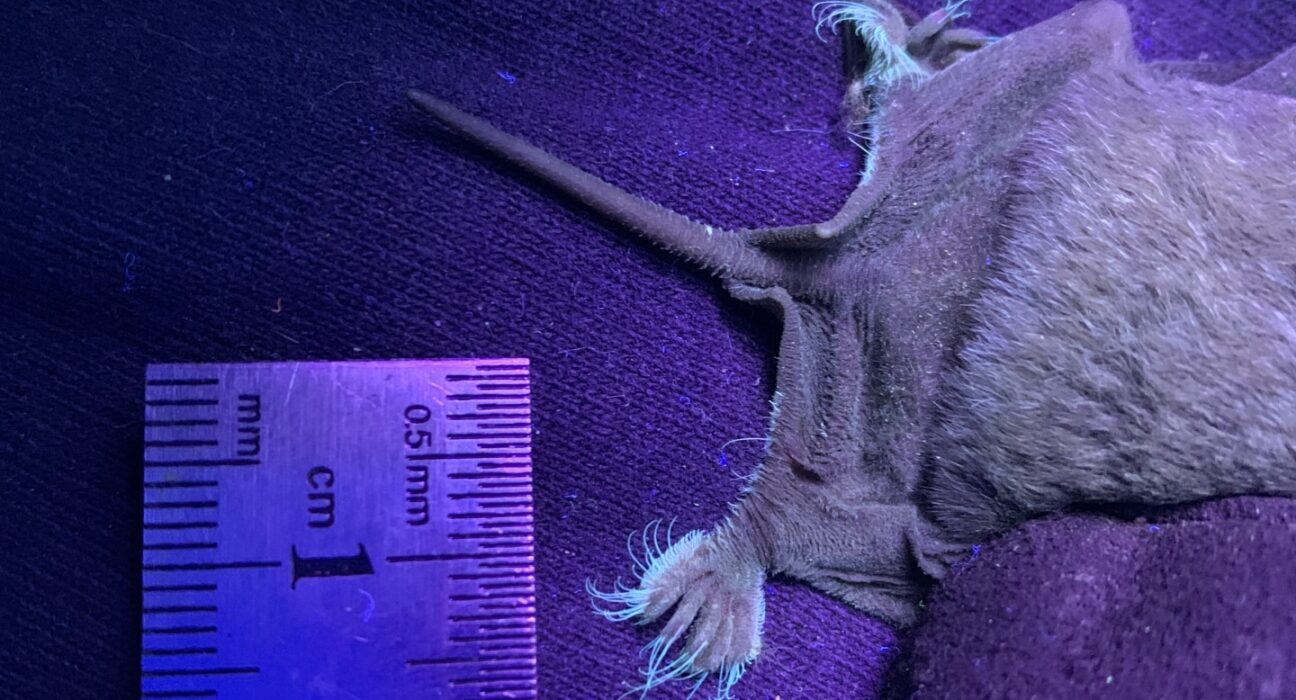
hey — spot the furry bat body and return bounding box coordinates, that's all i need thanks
[410,0,1296,696]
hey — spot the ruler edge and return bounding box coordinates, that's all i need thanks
[139,358,538,698]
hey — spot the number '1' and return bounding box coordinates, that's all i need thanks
[290,543,374,589]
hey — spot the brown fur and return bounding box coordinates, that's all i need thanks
[926,65,1296,539]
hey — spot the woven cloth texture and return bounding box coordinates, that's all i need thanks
[2,1,1294,698]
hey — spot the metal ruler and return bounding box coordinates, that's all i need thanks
[140,360,536,699]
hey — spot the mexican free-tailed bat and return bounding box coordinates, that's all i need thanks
[409,0,1296,696]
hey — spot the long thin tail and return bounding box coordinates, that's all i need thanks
[406,89,782,283]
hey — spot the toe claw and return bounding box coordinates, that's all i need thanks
[590,522,765,698]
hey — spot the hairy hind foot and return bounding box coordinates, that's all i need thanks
[587,520,766,699]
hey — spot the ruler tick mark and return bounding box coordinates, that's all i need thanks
[143,560,282,571]
[447,414,529,423]
[146,378,220,387]
[142,625,217,635]
[478,481,531,489]
[144,439,220,448]
[144,419,220,427]
[450,672,535,686]
[140,666,260,677]
[144,458,260,468]
[407,452,529,461]
[143,542,217,552]
[407,653,532,666]
[145,399,219,407]
[480,685,538,695]
[446,374,529,381]
[141,647,218,656]
[448,511,533,520]
[479,560,535,569]
[450,572,533,581]
[387,552,526,563]
[144,500,218,510]
[448,532,531,540]
[143,605,218,614]
[448,611,535,621]
[143,521,217,530]
[448,491,531,500]
[447,472,528,480]
[144,480,218,490]
[474,523,533,531]
[473,363,528,371]
[143,583,217,593]
[449,593,536,603]
[449,633,536,642]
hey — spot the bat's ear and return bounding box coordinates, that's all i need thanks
[906,1,998,71]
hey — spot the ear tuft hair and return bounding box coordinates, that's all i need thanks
[813,1,932,91]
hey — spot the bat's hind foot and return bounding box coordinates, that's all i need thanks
[586,520,765,699]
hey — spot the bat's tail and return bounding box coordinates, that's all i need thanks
[406,90,782,284]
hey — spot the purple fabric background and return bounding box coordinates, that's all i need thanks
[900,498,1296,699]
[1,1,1293,698]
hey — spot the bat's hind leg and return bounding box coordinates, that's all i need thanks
[587,519,766,699]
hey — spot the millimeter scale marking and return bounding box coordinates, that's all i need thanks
[141,360,536,699]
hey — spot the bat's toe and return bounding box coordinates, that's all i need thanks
[586,521,765,699]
